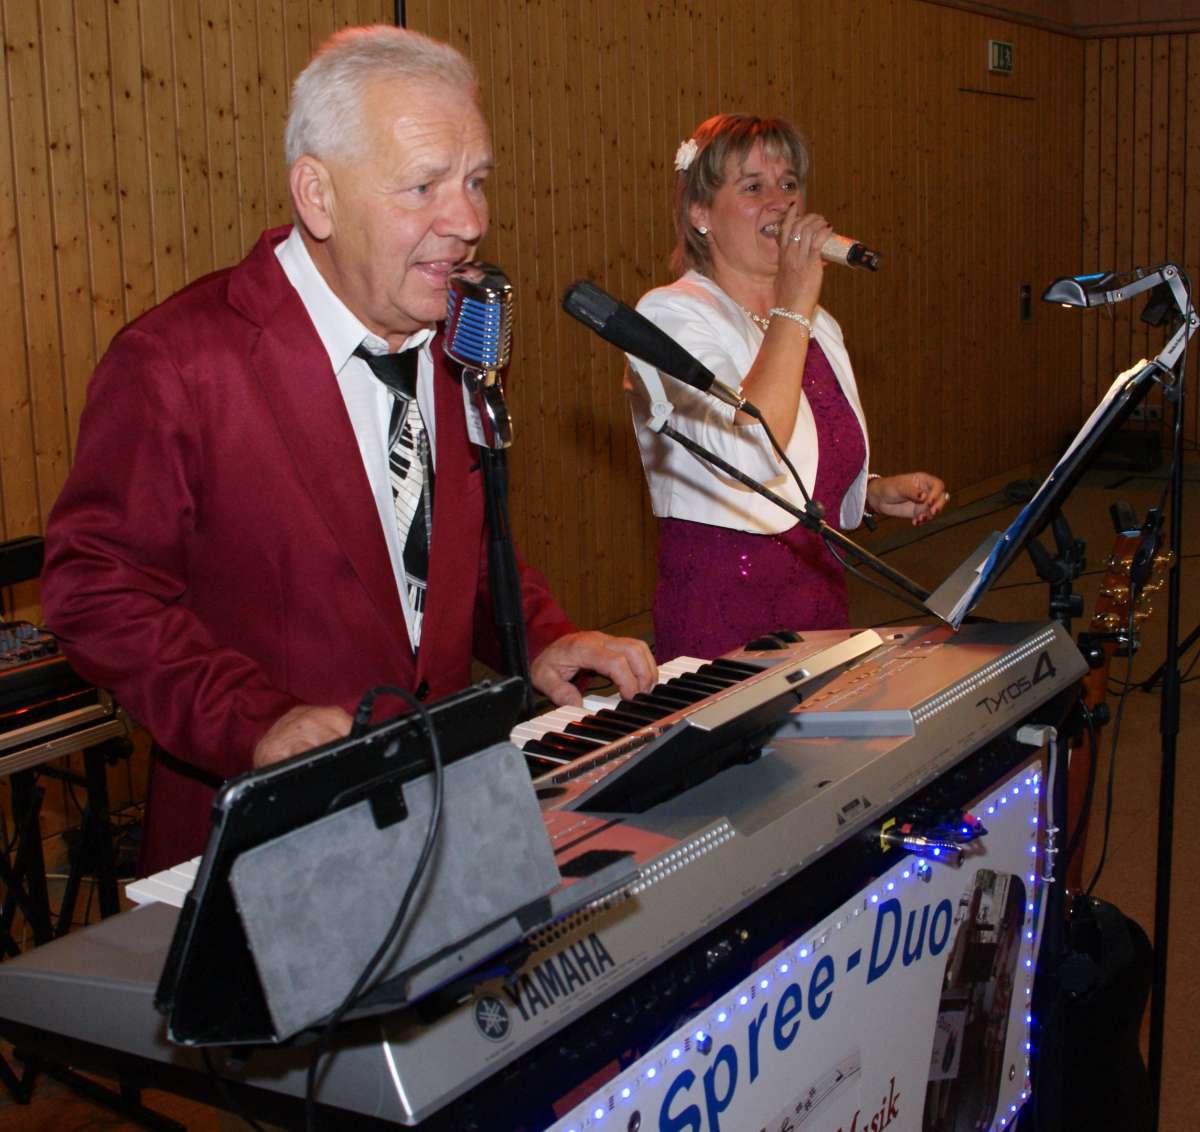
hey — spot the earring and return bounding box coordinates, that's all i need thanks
[697,226,708,236]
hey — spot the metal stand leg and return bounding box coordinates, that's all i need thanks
[0,771,53,951]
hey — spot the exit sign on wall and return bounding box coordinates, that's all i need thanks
[989,39,1014,74]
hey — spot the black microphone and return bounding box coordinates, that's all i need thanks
[561,280,746,409]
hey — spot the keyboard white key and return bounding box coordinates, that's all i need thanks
[508,657,711,750]
[125,856,200,908]
[509,704,591,746]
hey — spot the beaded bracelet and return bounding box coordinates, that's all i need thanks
[768,307,814,334]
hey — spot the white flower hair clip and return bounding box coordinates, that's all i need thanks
[674,138,699,172]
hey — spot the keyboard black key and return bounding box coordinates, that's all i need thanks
[530,732,605,757]
[565,718,629,742]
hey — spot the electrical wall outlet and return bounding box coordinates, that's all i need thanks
[1146,404,1163,423]
[1129,405,1146,420]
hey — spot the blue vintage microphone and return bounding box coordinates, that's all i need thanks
[445,262,514,448]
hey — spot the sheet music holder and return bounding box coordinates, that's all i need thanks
[156,677,570,1046]
[926,356,1161,627]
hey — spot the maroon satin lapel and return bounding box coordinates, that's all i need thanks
[231,234,412,665]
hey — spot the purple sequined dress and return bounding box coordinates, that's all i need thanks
[652,339,866,662]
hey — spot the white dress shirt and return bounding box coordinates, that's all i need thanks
[625,270,870,534]
[276,226,436,648]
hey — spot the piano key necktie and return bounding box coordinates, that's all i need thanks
[353,345,433,646]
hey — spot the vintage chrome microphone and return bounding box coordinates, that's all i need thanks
[443,261,531,708]
[445,262,514,448]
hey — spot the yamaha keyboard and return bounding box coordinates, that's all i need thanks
[0,620,1087,1130]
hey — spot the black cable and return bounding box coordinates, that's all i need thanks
[304,685,444,1132]
[1085,603,1138,897]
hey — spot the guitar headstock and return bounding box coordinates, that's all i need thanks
[1090,529,1174,634]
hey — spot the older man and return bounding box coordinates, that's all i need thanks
[41,26,655,874]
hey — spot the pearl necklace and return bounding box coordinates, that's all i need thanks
[739,305,771,332]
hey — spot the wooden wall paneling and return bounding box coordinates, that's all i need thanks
[140,2,187,306]
[172,1,215,283]
[693,0,719,131]
[1187,35,1200,442]
[1176,35,1195,444]
[964,35,989,483]
[6,0,71,528]
[1095,39,1117,391]
[929,7,959,487]
[855,3,897,479]
[258,0,290,228]
[281,0,312,117]
[0,1,38,560]
[601,0,642,628]
[1080,39,1100,411]
[575,0,620,623]
[1054,38,1085,446]
[725,0,753,112]
[230,0,266,250]
[560,0,603,624]
[41,0,93,459]
[415,0,449,42]
[108,0,155,325]
[1131,38,1152,373]
[588,3,622,624]
[600,0,638,624]
[1146,36,1170,423]
[523,0,571,618]
[1113,38,1135,379]
[305,0,336,55]
[501,1,557,610]
[200,4,241,270]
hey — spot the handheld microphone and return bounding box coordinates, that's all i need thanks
[561,280,746,409]
[820,234,881,271]
[446,262,514,448]
[762,227,881,270]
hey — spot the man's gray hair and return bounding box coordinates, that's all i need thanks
[284,24,478,166]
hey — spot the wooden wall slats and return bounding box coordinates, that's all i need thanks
[0,2,36,552]
[258,0,290,228]
[230,0,266,250]
[1081,38,1100,408]
[141,3,186,306]
[110,0,154,326]
[7,0,70,527]
[1165,35,1186,428]
[200,5,239,269]
[172,1,215,279]
[1188,36,1200,440]
[40,0,91,461]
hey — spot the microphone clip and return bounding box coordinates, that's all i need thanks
[461,366,513,450]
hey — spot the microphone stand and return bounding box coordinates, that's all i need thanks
[637,385,932,608]
[463,369,533,717]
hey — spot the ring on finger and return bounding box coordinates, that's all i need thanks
[790,233,805,243]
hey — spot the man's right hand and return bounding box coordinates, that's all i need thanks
[253,704,353,767]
